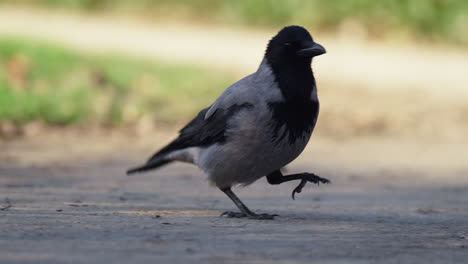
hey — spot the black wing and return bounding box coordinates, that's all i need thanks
[127,103,252,174]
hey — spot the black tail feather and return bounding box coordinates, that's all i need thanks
[126,159,172,175]
[127,138,182,175]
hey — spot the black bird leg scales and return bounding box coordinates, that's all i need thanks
[266,170,330,200]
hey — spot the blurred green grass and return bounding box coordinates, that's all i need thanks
[0,38,233,127]
[2,0,468,45]
[0,39,466,140]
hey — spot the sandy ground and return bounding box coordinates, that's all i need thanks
[1,134,467,264]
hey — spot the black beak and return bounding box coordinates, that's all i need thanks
[296,41,326,57]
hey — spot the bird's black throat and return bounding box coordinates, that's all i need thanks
[266,56,319,144]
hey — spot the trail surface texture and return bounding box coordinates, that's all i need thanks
[1,135,467,264]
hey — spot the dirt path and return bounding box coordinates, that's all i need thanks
[0,7,467,100]
[1,135,467,264]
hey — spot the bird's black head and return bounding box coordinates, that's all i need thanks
[265,25,326,66]
[264,26,325,144]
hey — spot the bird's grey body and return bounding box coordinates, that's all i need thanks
[180,60,318,188]
[127,26,329,219]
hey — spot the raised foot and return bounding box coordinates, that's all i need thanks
[220,211,277,220]
[292,173,331,200]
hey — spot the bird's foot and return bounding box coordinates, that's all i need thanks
[220,211,277,220]
[292,173,330,200]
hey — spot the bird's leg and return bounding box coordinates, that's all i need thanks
[220,187,276,220]
[266,170,330,200]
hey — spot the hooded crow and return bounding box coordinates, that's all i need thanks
[127,25,330,219]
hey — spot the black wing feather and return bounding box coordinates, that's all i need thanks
[156,103,252,156]
[126,103,252,174]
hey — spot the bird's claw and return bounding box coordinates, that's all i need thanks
[292,179,307,200]
[291,173,331,200]
[220,211,277,220]
[221,211,247,218]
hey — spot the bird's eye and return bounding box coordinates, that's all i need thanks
[284,42,292,46]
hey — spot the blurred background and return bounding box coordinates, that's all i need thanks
[1,3,468,263]
[0,0,467,167]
